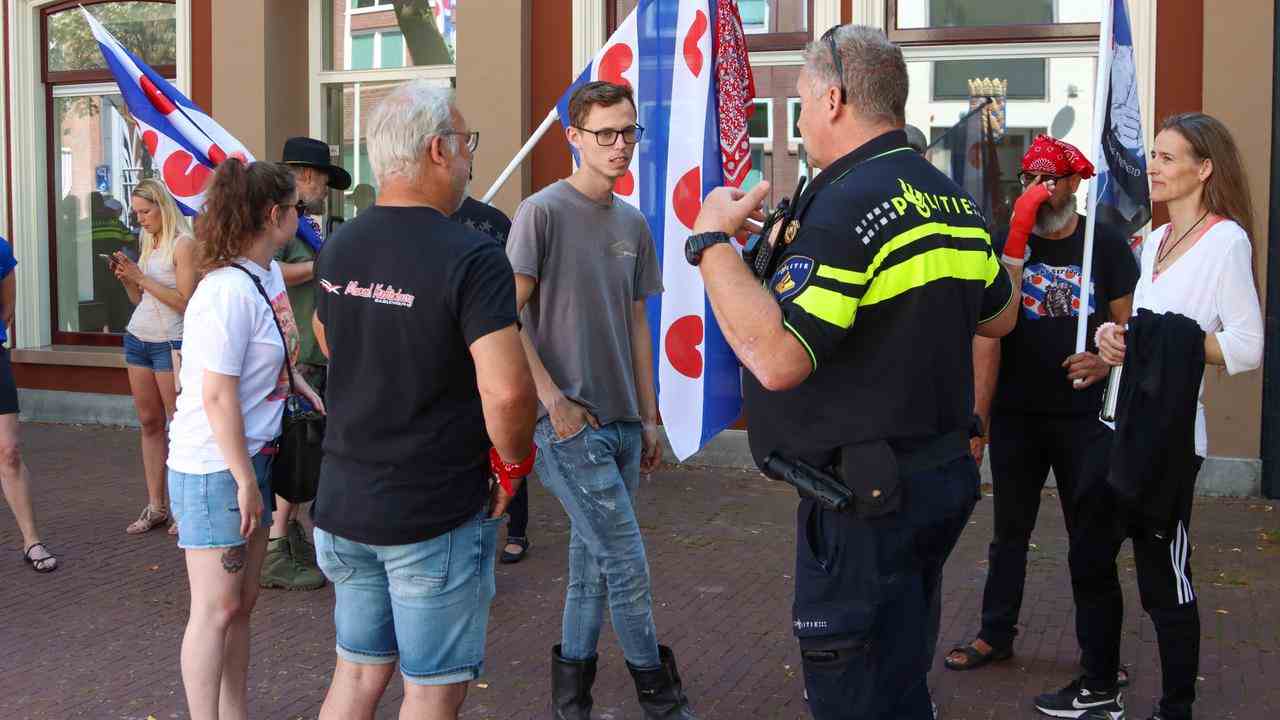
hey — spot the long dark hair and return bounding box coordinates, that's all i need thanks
[194,159,295,273]
[1160,113,1256,247]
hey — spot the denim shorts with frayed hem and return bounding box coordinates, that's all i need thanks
[123,333,180,372]
[168,451,274,549]
[314,511,502,686]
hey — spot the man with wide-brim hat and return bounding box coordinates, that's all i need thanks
[260,136,350,593]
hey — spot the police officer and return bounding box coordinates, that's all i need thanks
[686,25,1021,720]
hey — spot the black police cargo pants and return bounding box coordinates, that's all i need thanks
[978,413,1124,691]
[794,455,979,720]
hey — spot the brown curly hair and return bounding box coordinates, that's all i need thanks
[194,159,296,272]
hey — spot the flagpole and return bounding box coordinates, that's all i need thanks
[481,107,560,204]
[1076,0,1116,364]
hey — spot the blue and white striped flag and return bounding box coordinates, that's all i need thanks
[555,0,751,460]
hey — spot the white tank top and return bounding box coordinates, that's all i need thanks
[125,235,187,342]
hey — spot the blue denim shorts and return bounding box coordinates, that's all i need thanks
[168,452,274,550]
[124,333,181,372]
[314,511,502,685]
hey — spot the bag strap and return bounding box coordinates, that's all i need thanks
[230,263,296,397]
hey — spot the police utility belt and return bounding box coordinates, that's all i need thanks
[762,430,970,519]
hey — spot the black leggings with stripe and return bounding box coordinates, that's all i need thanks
[1129,456,1203,720]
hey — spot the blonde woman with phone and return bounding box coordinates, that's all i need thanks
[113,178,196,535]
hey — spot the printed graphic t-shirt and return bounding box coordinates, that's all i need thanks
[168,259,296,474]
[311,205,517,546]
[992,217,1139,416]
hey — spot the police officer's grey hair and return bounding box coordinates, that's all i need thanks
[802,25,908,126]
[367,80,458,185]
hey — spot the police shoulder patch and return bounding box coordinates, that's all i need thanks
[770,255,815,302]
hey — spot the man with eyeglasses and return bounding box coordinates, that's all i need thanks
[682,25,1020,719]
[506,81,696,720]
[948,135,1138,720]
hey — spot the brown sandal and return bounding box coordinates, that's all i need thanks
[126,505,169,534]
[944,641,1013,671]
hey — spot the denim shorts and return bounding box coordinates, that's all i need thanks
[168,451,275,550]
[314,511,502,685]
[124,333,181,372]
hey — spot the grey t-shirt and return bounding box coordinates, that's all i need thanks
[507,180,663,425]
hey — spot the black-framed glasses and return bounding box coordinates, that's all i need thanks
[1017,171,1070,188]
[573,124,645,146]
[821,25,847,104]
[441,130,480,152]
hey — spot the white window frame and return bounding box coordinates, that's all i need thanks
[309,0,456,198]
[2,0,191,349]
[750,98,774,154]
[349,1,395,14]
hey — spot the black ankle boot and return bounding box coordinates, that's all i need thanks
[627,645,699,720]
[551,644,597,720]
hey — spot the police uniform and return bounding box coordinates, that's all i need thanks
[743,130,1014,719]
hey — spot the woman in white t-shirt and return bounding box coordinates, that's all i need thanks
[1098,112,1263,720]
[167,159,322,720]
[112,179,196,536]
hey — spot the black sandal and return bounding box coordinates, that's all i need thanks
[500,536,529,564]
[944,641,1012,671]
[23,543,58,573]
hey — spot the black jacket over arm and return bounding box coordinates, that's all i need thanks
[1107,309,1206,539]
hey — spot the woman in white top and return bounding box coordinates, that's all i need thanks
[1098,112,1263,720]
[167,159,321,720]
[113,179,196,535]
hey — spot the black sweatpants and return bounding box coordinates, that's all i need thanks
[1127,456,1203,720]
[979,413,1124,691]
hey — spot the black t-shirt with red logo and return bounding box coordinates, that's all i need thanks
[991,217,1139,417]
[311,205,516,545]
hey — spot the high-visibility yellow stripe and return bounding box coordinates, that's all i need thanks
[813,222,991,289]
[861,247,996,307]
[982,252,1001,287]
[783,320,818,370]
[793,285,859,329]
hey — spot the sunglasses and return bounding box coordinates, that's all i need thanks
[1017,172,1071,188]
[821,25,847,104]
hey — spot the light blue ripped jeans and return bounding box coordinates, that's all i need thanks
[534,416,661,669]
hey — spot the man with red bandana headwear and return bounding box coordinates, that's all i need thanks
[947,135,1140,720]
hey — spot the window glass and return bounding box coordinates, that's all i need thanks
[748,100,771,140]
[51,93,160,334]
[323,79,454,220]
[905,56,1095,228]
[325,0,457,71]
[612,0,807,35]
[381,31,406,68]
[47,2,176,73]
[895,0,1101,30]
[933,59,1046,100]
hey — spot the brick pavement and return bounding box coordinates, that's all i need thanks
[1,423,1278,719]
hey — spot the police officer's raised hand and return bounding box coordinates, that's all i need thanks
[549,395,600,440]
[1063,351,1109,389]
[693,182,771,236]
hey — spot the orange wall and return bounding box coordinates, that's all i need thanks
[530,0,573,192]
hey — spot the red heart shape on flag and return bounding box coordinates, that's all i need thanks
[163,150,214,198]
[683,10,708,78]
[599,43,634,89]
[672,167,701,230]
[666,315,704,379]
[614,169,635,197]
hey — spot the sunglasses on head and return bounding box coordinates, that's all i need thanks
[821,25,847,104]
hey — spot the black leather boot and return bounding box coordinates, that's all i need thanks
[627,645,699,719]
[551,644,597,720]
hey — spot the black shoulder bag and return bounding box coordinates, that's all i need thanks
[231,264,325,503]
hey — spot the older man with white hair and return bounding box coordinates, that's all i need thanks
[308,81,538,720]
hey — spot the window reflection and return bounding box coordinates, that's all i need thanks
[325,0,457,71]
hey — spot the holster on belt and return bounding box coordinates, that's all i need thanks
[838,440,901,519]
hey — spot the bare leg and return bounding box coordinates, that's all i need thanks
[217,529,269,720]
[319,657,396,720]
[181,543,253,720]
[269,496,293,539]
[0,413,46,558]
[400,680,468,720]
[127,367,171,511]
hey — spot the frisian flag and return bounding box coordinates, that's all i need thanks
[82,8,324,253]
[924,98,1001,230]
[554,0,754,461]
[1094,0,1151,252]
